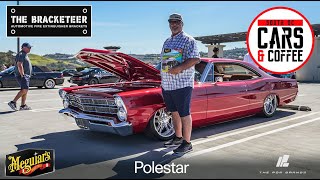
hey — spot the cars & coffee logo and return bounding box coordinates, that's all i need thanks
[247,6,314,74]
[5,149,55,177]
[276,155,290,167]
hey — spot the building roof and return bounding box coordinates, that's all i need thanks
[195,24,320,44]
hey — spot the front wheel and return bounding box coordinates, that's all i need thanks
[44,79,56,89]
[145,108,175,141]
[261,94,278,117]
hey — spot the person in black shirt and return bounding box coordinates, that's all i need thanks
[212,47,219,58]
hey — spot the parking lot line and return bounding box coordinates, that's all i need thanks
[153,112,319,153]
[30,107,62,112]
[191,112,319,146]
[184,116,320,159]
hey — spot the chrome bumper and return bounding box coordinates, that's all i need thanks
[59,108,133,136]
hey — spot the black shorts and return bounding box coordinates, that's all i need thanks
[16,75,30,90]
[162,87,193,117]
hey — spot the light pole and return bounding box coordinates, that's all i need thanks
[17,0,20,53]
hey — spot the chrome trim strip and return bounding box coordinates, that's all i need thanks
[59,108,130,128]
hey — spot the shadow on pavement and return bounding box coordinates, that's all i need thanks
[15,110,296,177]
[0,111,16,115]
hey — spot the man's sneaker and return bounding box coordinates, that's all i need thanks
[173,140,193,154]
[20,104,32,110]
[164,136,183,147]
[8,101,18,111]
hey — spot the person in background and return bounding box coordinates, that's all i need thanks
[212,47,219,58]
[7,43,33,111]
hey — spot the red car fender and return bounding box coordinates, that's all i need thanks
[119,87,166,133]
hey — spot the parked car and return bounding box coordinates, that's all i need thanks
[59,48,298,140]
[62,69,78,77]
[68,67,119,85]
[0,66,64,89]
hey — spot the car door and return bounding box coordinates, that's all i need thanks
[205,63,250,124]
[30,66,45,86]
[188,61,210,127]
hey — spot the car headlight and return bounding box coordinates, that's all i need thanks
[114,95,127,122]
[59,89,67,99]
[117,107,127,122]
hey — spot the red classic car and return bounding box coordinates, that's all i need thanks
[59,48,298,140]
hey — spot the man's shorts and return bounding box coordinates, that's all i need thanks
[161,86,193,117]
[16,75,30,90]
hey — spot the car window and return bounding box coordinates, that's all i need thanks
[195,61,208,82]
[33,66,43,73]
[213,63,260,82]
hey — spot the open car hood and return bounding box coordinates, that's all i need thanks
[75,48,161,81]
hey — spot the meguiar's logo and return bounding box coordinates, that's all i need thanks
[5,149,55,177]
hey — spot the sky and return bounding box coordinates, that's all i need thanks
[0,1,319,55]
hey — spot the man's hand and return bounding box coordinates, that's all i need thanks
[168,66,182,75]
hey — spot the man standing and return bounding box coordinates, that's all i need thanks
[212,47,219,58]
[161,13,200,154]
[8,43,33,111]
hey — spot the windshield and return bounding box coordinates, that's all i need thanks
[80,68,95,73]
[0,66,15,74]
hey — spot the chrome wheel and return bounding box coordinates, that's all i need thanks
[44,79,55,89]
[153,108,174,138]
[264,94,277,116]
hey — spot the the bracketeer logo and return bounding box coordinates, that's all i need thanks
[247,6,315,74]
[5,149,55,177]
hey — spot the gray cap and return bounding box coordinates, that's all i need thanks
[168,13,183,22]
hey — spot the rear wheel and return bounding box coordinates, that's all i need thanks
[44,79,56,89]
[88,78,98,85]
[0,81,2,88]
[261,94,278,117]
[145,108,175,141]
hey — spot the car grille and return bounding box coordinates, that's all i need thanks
[66,93,118,114]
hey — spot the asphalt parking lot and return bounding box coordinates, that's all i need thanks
[0,77,319,179]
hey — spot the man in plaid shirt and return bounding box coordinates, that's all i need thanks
[161,13,200,154]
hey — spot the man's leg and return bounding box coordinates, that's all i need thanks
[181,115,192,143]
[173,87,193,154]
[171,111,182,138]
[13,90,25,102]
[162,88,183,147]
[21,89,28,106]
